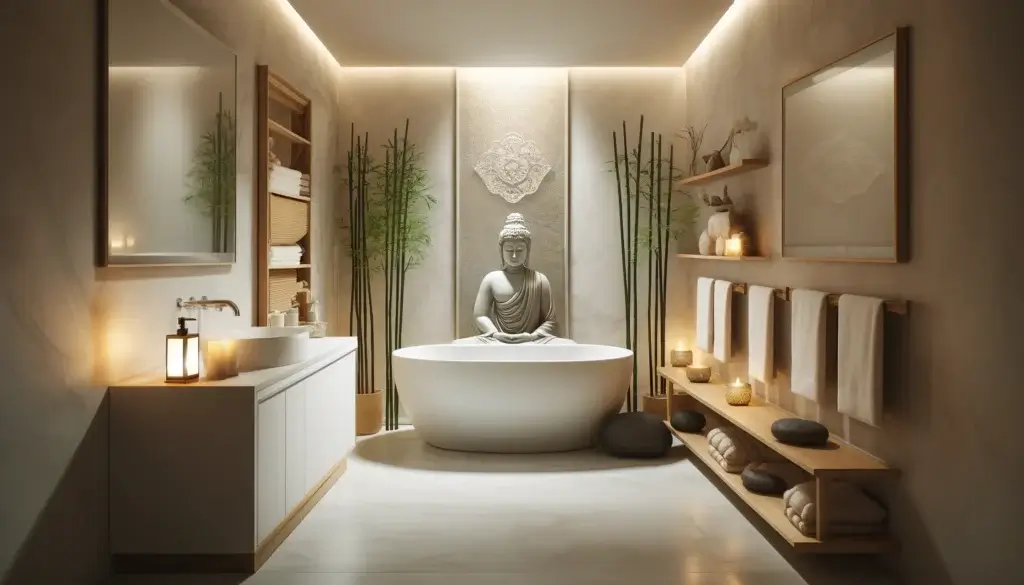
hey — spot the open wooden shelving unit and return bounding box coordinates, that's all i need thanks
[659,366,899,554]
[256,67,313,326]
[676,158,770,187]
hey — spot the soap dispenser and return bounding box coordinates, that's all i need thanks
[165,317,200,383]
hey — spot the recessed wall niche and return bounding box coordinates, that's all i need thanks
[455,69,569,338]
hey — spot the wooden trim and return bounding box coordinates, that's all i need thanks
[269,74,310,110]
[96,0,110,267]
[256,65,271,326]
[676,254,769,261]
[675,158,769,187]
[254,459,348,569]
[269,119,311,145]
[112,553,255,574]
[781,28,909,263]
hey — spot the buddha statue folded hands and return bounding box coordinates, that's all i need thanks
[454,213,573,345]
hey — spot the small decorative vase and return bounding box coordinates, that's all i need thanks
[707,210,732,241]
[670,349,693,367]
[641,393,669,420]
[703,151,726,173]
[698,230,712,255]
[686,365,712,383]
[714,237,726,256]
[726,382,752,406]
[729,143,743,165]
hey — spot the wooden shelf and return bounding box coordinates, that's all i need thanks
[665,423,895,553]
[269,119,310,146]
[660,367,894,477]
[269,264,311,270]
[676,158,769,187]
[676,254,769,261]
[271,192,310,203]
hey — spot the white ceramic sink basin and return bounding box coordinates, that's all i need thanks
[228,326,311,372]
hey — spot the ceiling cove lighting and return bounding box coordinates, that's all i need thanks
[689,0,746,63]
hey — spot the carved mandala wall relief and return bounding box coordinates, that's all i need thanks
[473,133,552,204]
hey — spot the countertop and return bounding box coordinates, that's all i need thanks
[112,337,358,400]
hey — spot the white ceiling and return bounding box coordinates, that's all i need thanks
[287,0,733,67]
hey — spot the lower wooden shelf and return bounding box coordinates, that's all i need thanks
[666,423,895,554]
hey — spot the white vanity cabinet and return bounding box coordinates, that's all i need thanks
[110,338,357,574]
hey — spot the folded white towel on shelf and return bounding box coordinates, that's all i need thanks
[707,426,761,473]
[837,294,885,427]
[271,164,302,180]
[270,165,303,197]
[270,245,303,256]
[696,277,715,353]
[747,285,775,383]
[783,480,887,536]
[713,280,733,362]
[790,289,828,402]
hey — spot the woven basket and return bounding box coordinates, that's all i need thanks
[269,270,303,312]
[270,194,309,245]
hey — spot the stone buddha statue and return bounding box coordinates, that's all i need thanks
[456,213,572,345]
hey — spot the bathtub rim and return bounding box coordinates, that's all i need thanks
[391,343,633,365]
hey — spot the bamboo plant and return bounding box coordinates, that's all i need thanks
[340,120,435,430]
[611,118,698,410]
[185,92,236,253]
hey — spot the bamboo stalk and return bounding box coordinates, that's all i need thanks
[354,135,366,394]
[383,132,395,420]
[393,119,412,429]
[646,131,655,400]
[654,136,664,396]
[611,131,630,411]
[620,123,633,411]
[364,135,376,398]
[661,145,675,395]
[631,117,644,412]
[347,125,355,337]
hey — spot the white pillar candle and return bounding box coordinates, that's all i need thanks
[203,339,238,381]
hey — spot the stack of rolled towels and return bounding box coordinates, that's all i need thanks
[300,173,310,198]
[270,164,303,198]
[270,245,303,267]
[783,481,887,537]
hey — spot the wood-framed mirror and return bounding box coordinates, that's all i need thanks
[782,27,909,263]
[98,0,238,267]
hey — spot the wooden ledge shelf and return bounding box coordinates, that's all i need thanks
[271,192,311,203]
[677,254,769,261]
[676,158,769,187]
[269,264,311,270]
[269,119,311,146]
[660,366,898,554]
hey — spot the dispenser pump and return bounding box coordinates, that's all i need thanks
[177,317,196,336]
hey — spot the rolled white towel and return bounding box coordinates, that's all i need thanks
[783,480,887,536]
[707,426,760,473]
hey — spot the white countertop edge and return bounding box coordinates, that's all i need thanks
[255,338,358,402]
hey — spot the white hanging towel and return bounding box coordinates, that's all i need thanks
[747,285,775,383]
[790,289,828,401]
[713,280,733,362]
[837,294,885,427]
[696,277,715,353]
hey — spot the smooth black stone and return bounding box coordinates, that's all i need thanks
[598,412,672,459]
[771,418,830,447]
[670,410,706,434]
[741,465,790,495]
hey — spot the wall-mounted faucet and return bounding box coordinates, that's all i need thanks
[177,296,241,317]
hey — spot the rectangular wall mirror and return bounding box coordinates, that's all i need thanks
[782,28,908,262]
[99,0,238,267]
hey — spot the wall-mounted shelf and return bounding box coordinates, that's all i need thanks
[269,264,311,270]
[676,158,769,187]
[269,119,311,146]
[271,192,311,203]
[660,366,898,554]
[677,254,769,261]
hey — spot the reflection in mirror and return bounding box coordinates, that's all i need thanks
[102,0,237,266]
[782,29,907,262]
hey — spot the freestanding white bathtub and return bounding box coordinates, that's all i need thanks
[392,343,633,453]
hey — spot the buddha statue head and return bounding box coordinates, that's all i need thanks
[497,213,531,271]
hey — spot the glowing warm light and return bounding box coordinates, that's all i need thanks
[166,318,200,383]
[675,339,687,351]
[724,235,743,256]
[689,0,748,63]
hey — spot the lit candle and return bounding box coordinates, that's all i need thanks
[726,377,752,406]
[670,341,693,367]
[724,235,744,257]
[203,339,238,381]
